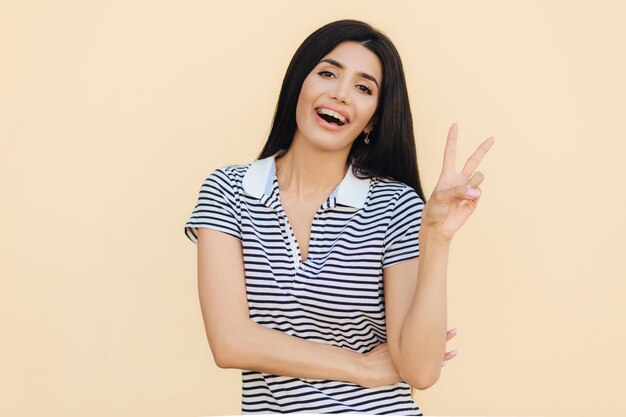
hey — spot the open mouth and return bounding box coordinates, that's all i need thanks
[315,108,349,126]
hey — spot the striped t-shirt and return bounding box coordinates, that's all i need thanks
[185,151,425,415]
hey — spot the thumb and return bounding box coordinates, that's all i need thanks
[434,183,481,203]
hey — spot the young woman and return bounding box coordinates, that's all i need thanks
[185,19,494,415]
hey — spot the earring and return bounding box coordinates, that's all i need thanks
[364,131,370,145]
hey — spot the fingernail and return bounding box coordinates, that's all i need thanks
[450,327,458,334]
[466,186,480,197]
[442,360,448,367]
[450,349,459,356]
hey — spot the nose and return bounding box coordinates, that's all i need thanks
[331,78,351,104]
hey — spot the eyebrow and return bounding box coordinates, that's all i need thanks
[319,58,379,88]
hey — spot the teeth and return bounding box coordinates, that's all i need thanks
[316,108,348,124]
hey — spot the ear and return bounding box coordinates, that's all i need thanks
[365,117,377,134]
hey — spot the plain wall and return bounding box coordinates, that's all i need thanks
[1,1,625,416]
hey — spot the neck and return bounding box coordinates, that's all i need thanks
[275,132,351,200]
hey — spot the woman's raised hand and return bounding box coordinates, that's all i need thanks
[422,123,495,241]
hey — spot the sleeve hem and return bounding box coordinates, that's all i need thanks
[382,252,420,270]
[184,224,242,245]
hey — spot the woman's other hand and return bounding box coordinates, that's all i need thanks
[422,123,495,241]
[360,343,402,387]
[442,327,459,367]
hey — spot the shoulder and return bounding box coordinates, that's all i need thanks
[202,162,252,191]
[207,162,251,182]
[370,176,425,207]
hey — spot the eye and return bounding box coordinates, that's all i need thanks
[357,84,373,95]
[318,70,335,78]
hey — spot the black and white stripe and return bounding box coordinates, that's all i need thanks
[185,152,424,415]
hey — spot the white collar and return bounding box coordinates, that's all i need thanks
[242,151,371,209]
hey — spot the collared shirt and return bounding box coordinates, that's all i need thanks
[185,151,425,415]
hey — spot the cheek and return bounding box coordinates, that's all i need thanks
[294,96,309,126]
[353,100,378,128]
[299,77,321,103]
[295,79,319,120]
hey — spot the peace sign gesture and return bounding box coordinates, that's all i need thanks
[422,123,495,241]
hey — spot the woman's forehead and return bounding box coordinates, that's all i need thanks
[319,41,382,83]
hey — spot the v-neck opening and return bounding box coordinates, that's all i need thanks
[276,183,331,267]
[269,159,339,268]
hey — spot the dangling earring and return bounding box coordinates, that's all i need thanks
[364,131,370,145]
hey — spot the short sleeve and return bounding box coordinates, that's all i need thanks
[382,187,425,269]
[184,167,242,244]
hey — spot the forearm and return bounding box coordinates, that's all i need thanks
[219,319,366,385]
[399,227,451,389]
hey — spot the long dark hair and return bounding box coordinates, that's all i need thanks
[257,19,426,202]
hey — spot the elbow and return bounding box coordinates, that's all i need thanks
[213,348,233,369]
[411,378,438,391]
[213,341,243,369]
[403,367,442,391]
[208,329,243,369]
[209,340,231,369]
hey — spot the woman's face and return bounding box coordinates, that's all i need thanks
[294,41,382,152]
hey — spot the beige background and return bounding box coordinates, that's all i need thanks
[1,0,624,416]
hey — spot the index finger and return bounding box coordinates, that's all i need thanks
[461,136,495,177]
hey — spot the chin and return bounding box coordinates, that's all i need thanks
[307,132,351,148]
[294,124,356,152]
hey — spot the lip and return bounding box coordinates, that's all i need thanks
[314,110,350,131]
[314,104,351,124]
